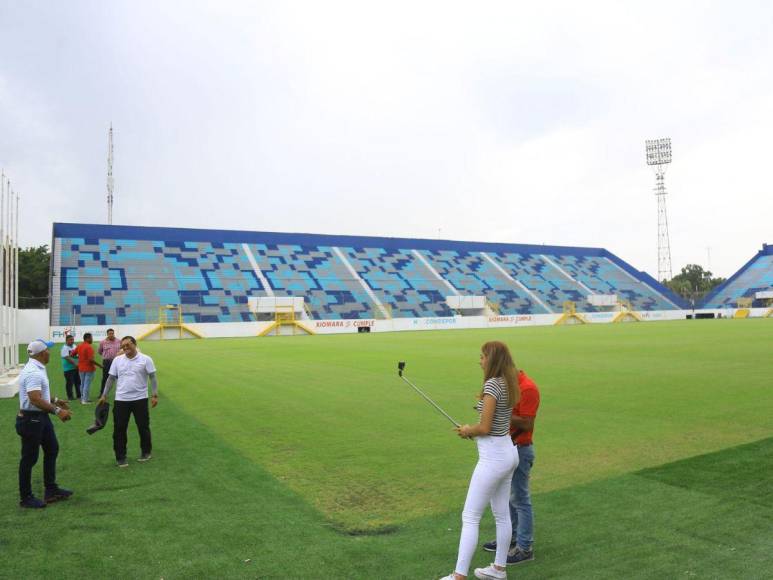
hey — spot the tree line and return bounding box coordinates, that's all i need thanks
[17,245,51,308]
[662,264,726,306]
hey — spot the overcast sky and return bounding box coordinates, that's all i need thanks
[1,0,771,278]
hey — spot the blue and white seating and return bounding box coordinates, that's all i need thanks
[700,245,773,309]
[51,223,684,325]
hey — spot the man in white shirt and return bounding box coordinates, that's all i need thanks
[17,339,74,508]
[98,335,159,467]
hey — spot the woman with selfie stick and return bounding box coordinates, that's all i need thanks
[440,341,520,580]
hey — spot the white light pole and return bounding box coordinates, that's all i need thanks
[0,172,21,374]
[13,191,19,367]
[0,172,6,372]
[107,124,115,225]
[646,138,673,281]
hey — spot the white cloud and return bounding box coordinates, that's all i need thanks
[0,0,771,277]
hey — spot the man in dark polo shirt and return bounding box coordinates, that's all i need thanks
[482,369,541,564]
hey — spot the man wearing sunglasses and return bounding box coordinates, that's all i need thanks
[16,339,74,508]
[99,336,159,467]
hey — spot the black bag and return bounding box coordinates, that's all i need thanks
[86,402,110,435]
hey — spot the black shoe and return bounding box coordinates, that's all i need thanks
[44,487,74,504]
[506,546,534,565]
[137,453,152,462]
[482,539,516,553]
[117,458,129,468]
[20,495,46,509]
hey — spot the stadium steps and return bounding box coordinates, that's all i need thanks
[417,249,537,315]
[489,252,588,313]
[339,247,455,318]
[701,252,773,309]
[51,224,685,325]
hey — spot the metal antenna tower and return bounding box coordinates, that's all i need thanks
[645,138,673,281]
[107,124,114,225]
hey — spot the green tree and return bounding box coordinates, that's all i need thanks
[18,245,50,308]
[664,264,726,304]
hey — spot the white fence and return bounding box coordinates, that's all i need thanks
[248,296,306,314]
[587,294,618,307]
[19,306,772,345]
[18,309,51,343]
[446,295,487,310]
[44,309,702,341]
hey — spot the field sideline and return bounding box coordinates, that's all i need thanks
[1,319,771,578]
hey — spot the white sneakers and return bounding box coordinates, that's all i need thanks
[439,563,507,580]
[474,563,507,579]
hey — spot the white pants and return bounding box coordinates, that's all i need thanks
[455,435,519,575]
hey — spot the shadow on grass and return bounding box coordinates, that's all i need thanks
[519,436,773,579]
[2,391,771,579]
[92,482,150,492]
[636,436,773,507]
[324,522,400,536]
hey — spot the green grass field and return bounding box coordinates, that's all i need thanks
[1,319,772,579]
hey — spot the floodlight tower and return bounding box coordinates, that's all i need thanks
[107,124,114,225]
[645,138,673,281]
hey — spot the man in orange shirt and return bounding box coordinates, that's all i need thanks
[482,369,540,565]
[76,333,102,405]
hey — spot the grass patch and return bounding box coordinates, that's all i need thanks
[143,319,773,530]
[526,437,773,579]
[0,319,771,577]
[638,436,773,508]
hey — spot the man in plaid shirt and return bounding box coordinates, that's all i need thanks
[98,329,122,397]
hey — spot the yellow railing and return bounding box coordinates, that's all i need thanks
[554,301,588,325]
[736,298,753,308]
[612,299,642,323]
[258,305,315,336]
[138,305,203,340]
[734,298,753,319]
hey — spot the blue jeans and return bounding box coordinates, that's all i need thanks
[80,371,95,402]
[509,444,535,550]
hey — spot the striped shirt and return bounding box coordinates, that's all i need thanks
[19,359,51,412]
[475,377,513,437]
[98,338,122,360]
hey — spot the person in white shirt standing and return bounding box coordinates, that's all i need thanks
[17,339,74,508]
[98,336,159,468]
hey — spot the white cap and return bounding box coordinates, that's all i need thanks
[27,338,55,356]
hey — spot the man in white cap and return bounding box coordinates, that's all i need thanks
[16,339,74,508]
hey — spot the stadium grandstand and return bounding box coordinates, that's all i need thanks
[51,222,684,328]
[700,243,773,310]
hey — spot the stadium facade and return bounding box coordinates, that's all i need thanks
[699,243,773,309]
[47,223,705,339]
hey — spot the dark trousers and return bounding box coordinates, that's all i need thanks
[63,369,81,400]
[16,412,59,500]
[113,399,151,460]
[99,359,114,397]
